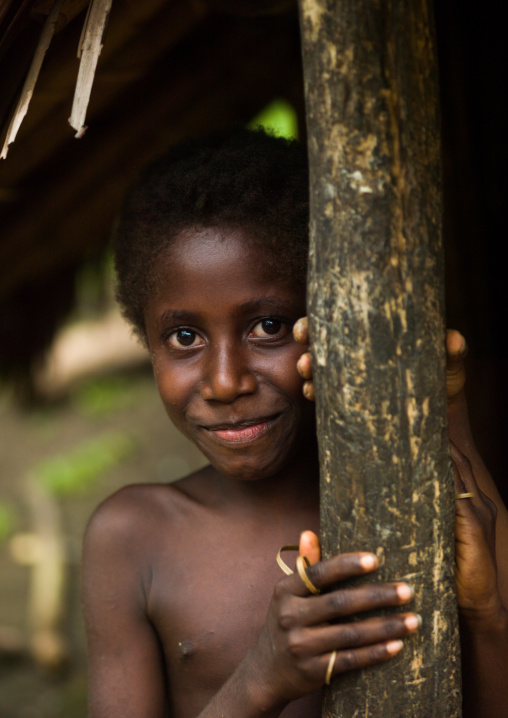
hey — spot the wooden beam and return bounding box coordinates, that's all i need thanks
[299,0,462,715]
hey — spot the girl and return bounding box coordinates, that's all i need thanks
[82,129,508,717]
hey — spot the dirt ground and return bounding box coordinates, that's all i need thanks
[0,366,206,717]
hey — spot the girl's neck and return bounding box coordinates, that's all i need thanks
[212,438,320,515]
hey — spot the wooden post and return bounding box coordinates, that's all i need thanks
[297,1,462,716]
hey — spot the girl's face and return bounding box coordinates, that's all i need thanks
[144,226,315,481]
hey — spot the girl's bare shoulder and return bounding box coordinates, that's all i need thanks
[84,465,215,550]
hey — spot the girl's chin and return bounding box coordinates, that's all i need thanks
[188,417,318,481]
[205,443,317,483]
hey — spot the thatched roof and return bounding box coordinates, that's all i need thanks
[0,0,304,390]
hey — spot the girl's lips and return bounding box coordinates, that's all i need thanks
[205,417,278,444]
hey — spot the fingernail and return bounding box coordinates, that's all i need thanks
[386,640,404,655]
[404,614,422,631]
[359,554,378,570]
[396,584,414,601]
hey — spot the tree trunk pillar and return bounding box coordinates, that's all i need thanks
[297,1,462,716]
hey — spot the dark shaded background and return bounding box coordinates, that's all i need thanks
[436,1,507,502]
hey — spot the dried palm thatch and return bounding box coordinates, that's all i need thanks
[0,0,304,398]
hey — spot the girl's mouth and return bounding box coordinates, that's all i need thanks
[204,416,279,444]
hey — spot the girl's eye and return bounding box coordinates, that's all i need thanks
[167,328,203,348]
[250,318,283,338]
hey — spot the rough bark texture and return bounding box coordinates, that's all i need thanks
[297,1,462,716]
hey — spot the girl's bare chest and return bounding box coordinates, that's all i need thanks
[145,496,320,716]
[150,571,321,718]
[150,544,278,668]
[148,545,282,715]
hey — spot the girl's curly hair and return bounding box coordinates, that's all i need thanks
[113,127,309,343]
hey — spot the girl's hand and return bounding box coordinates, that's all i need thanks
[293,317,314,401]
[294,320,469,407]
[445,329,467,406]
[451,441,506,627]
[245,533,421,711]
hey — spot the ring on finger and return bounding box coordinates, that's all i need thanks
[276,545,299,575]
[275,547,321,595]
[296,555,321,595]
[456,492,474,499]
[325,650,337,685]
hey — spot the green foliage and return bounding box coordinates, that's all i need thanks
[35,432,135,497]
[71,375,136,418]
[0,501,16,543]
[248,98,299,140]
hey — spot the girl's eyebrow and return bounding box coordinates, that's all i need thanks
[156,298,303,330]
[157,309,200,328]
[238,297,303,315]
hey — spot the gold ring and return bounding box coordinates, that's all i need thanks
[276,547,321,595]
[296,555,320,595]
[456,492,474,499]
[325,650,337,685]
[276,545,299,576]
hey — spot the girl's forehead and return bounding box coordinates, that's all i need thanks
[169,225,266,264]
[150,225,305,306]
[162,226,296,284]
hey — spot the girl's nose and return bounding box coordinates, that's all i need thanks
[200,344,257,402]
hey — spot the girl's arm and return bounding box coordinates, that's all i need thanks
[82,493,169,718]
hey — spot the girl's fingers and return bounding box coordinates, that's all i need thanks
[270,548,418,692]
[296,352,312,379]
[299,531,321,566]
[451,445,471,496]
[295,612,421,655]
[449,441,499,613]
[293,317,309,345]
[449,441,493,513]
[446,329,467,402]
[286,551,379,598]
[297,354,315,401]
[295,327,469,403]
[303,381,315,401]
[297,581,414,626]
[446,328,467,359]
[450,440,498,546]
[294,319,315,401]
[324,639,404,679]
